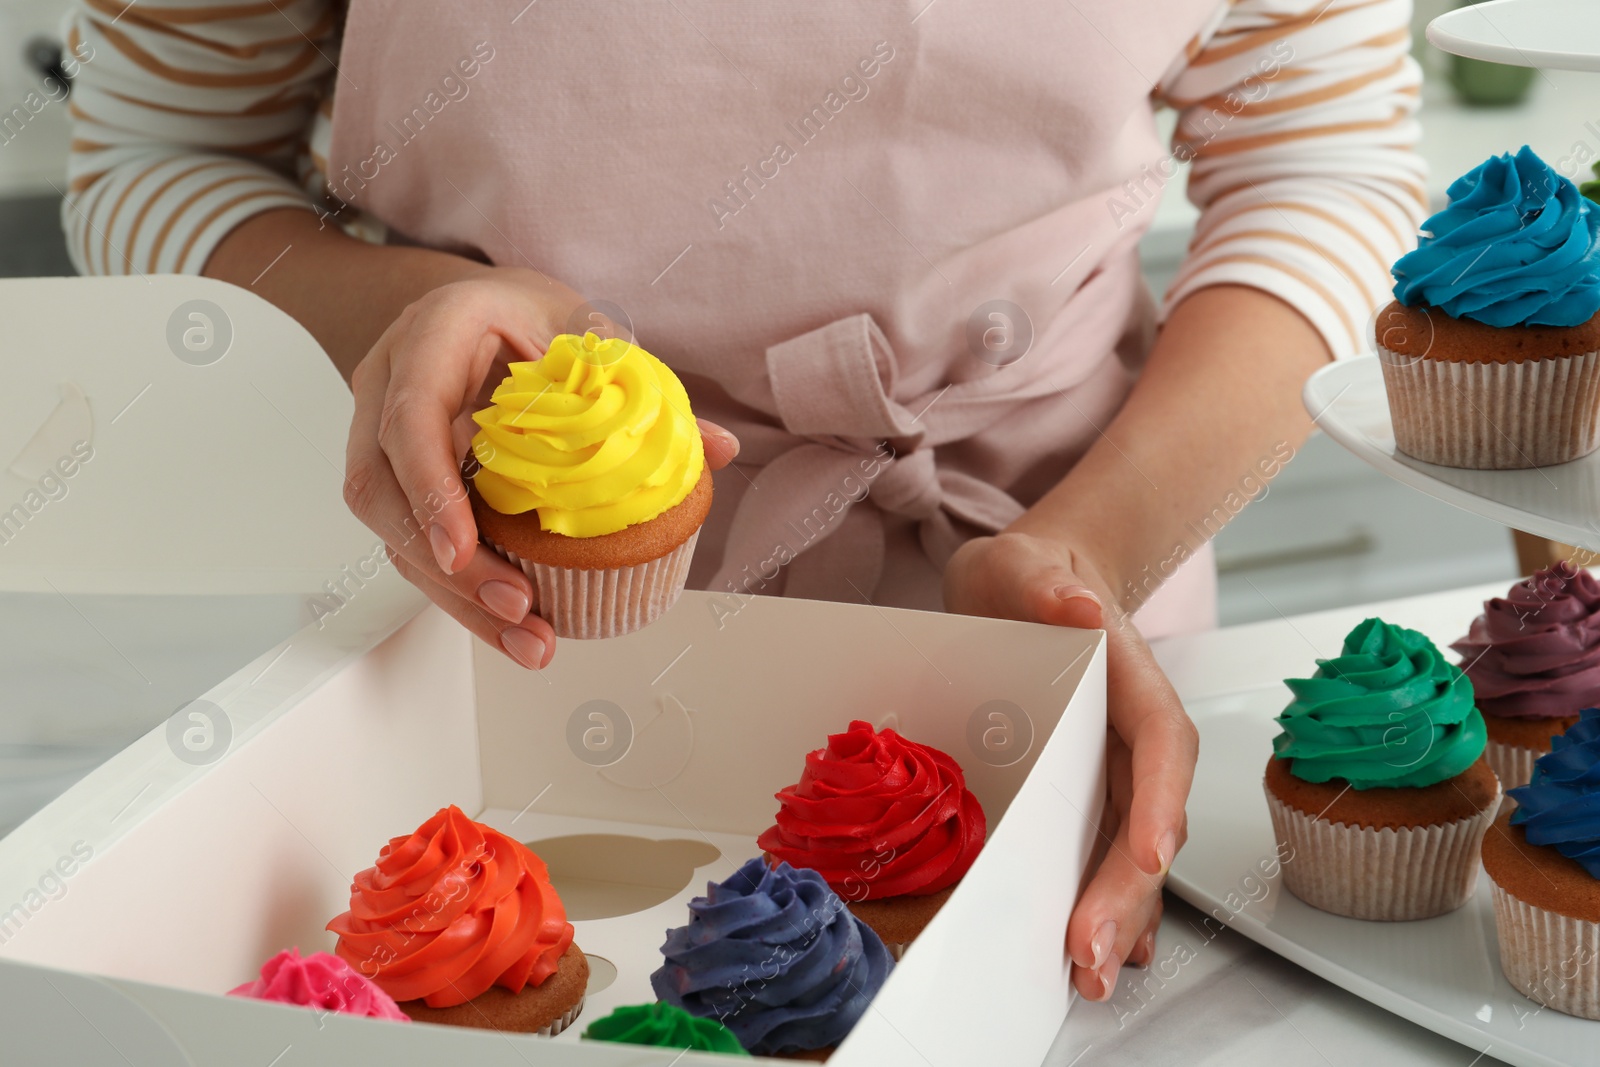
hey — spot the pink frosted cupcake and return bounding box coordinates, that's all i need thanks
[1453,562,1600,796]
[468,332,710,639]
[228,948,408,1021]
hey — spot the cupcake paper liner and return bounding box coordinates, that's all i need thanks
[1490,883,1600,1020]
[486,531,699,640]
[1485,738,1539,811]
[1264,782,1500,921]
[1376,346,1600,470]
[541,995,584,1037]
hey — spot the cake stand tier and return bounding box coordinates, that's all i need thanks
[1428,0,1600,72]
[1302,356,1600,553]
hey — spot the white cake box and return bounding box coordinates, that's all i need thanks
[0,278,1107,1066]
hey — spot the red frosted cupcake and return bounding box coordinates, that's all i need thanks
[327,805,587,1034]
[757,720,985,956]
[1453,562,1600,797]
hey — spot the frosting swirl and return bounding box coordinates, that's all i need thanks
[651,858,892,1056]
[1273,618,1487,789]
[1391,146,1600,328]
[327,805,573,1008]
[756,720,985,900]
[583,1002,749,1055]
[470,332,705,537]
[1452,562,1600,720]
[1510,708,1600,877]
[228,948,408,1021]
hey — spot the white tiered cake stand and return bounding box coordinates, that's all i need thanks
[1306,0,1600,551]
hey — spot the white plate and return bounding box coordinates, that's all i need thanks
[1303,356,1600,551]
[1429,0,1600,72]
[1167,686,1595,1067]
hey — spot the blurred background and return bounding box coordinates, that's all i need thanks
[0,0,1580,834]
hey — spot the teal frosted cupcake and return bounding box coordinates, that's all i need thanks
[1264,618,1502,920]
[583,1002,747,1055]
[1379,147,1600,470]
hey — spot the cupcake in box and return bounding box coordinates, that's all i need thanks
[757,720,985,956]
[1452,562,1600,795]
[469,331,711,639]
[1378,146,1600,470]
[583,1001,748,1056]
[1265,618,1501,920]
[228,948,408,1021]
[327,805,587,1034]
[652,858,892,1059]
[1485,709,1600,1019]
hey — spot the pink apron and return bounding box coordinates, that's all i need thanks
[328,0,1220,639]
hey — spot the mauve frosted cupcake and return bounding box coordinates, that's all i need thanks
[1485,710,1600,1019]
[468,331,710,639]
[1378,146,1600,470]
[1265,618,1500,920]
[1452,562,1600,796]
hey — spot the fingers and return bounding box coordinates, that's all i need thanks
[697,418,740,470]
[1066,820,1167,1001]
[388,548,555,670]
[1126,899,1163,969]
[379,303,541,575]
[945,533,1105,630]
[346,350,538,627]
[1101,618,1198,878]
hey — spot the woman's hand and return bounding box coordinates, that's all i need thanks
[943,531,1197,1002]
[342,267,739,669]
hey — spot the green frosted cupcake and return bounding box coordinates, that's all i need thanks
[1263,618,1502,920]
[583,1001,748,1056]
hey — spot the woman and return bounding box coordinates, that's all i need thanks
[62,0,1425,1004]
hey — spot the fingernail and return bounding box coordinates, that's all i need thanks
[1133,930,1156,967]
[479,580,530,623]
[500,628,545,670]
[1054,584,1102,607]
[697,418,740,458]
[429,524,457,574]
[1091,920,1117,971]
[1096,953,1121,1001]
[1157,830,1177,875]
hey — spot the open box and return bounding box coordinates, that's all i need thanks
[0,278,1107,1066]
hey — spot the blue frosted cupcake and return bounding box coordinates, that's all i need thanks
[1378,146,1600,470]
[1484,709,1600,1019]
[651,858,893,1058]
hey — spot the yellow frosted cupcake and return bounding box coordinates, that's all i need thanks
[468,332,711,639]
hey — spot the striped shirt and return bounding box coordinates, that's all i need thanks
[61,0,1425,360]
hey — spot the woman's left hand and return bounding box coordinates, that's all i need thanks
[943,531,1198,1002]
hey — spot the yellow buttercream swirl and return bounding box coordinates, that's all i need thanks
[470,333,704,538]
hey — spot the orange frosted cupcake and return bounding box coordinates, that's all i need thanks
[327,806,586,1034]
[468,331,710,639]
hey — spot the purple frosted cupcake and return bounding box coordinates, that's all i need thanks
[652,858,892,1058]
[1454,562,1600,795]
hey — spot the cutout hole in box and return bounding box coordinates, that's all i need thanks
[524,834,722,920]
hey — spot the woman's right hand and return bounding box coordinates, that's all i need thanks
[341,266,739,670]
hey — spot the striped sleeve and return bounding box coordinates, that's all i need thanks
[61,0,339,277]
[1157,0,1428,360]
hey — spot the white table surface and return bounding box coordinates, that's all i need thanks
[1043,580,1522,1067]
